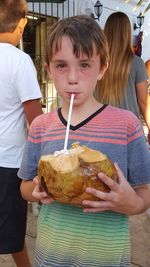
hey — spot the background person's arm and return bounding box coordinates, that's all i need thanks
[23,99,43,126]
[136,80,150,144]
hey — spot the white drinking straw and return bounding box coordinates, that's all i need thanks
[64,94,74,151]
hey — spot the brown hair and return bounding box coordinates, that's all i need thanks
[45,15,109,71]
[95,12,133,106]
[0,0,28,33]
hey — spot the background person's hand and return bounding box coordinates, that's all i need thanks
[82,163,144,215]
[32,176,54,205]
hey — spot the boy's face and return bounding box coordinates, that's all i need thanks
[47,36,107,107]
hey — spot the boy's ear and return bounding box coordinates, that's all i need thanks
[17,18,27,34]
[97,63,108,80]
[45,63,52,79]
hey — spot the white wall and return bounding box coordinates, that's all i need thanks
[141,9,150,62]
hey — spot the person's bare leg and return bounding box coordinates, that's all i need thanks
[12,242,32,267]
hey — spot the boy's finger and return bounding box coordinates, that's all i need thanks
[98,172,119,191]
[85,187,112,201]
[33,176,38,184]
[114,163,126,184]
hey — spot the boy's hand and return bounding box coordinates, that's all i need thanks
[82,163,144,215]
[32,177,54,205]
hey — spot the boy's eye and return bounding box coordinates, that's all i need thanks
[80,62,90,68]
[56,63,66,69]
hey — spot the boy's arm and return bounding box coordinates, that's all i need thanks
[20,180,37,202]
[23,99,43,126]
[133,185,150,212]
[20,177,54,204]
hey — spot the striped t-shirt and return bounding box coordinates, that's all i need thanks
[18,105,150,267]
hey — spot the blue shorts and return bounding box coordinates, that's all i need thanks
[0,167,27,254]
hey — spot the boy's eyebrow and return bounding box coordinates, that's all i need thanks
[51,59,66,64]
[80,59,94,62]
[51,58,94,63]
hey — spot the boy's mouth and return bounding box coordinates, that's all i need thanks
[67,92,80,99]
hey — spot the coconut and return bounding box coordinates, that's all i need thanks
[38,143,117,206]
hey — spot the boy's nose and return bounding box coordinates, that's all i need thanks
[68,68,78,84]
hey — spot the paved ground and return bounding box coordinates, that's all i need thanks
[0,203,150,267]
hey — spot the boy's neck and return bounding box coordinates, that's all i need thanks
[61,98,103,126]
[0,32,17,46]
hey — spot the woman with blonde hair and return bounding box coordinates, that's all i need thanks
[95,11,150,144]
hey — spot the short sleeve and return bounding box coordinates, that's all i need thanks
[134,55,148,83]
[127,117,150,185]
[18,118,40,180]
[15,53,42,103]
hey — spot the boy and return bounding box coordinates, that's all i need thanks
[0,1,43,267]
[18,15,150,267]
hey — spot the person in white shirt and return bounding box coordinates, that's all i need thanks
[0,1,43,267]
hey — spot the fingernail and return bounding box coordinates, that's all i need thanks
[86,188,92,193]
[82,200,88,205]
[98,172,103,177]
